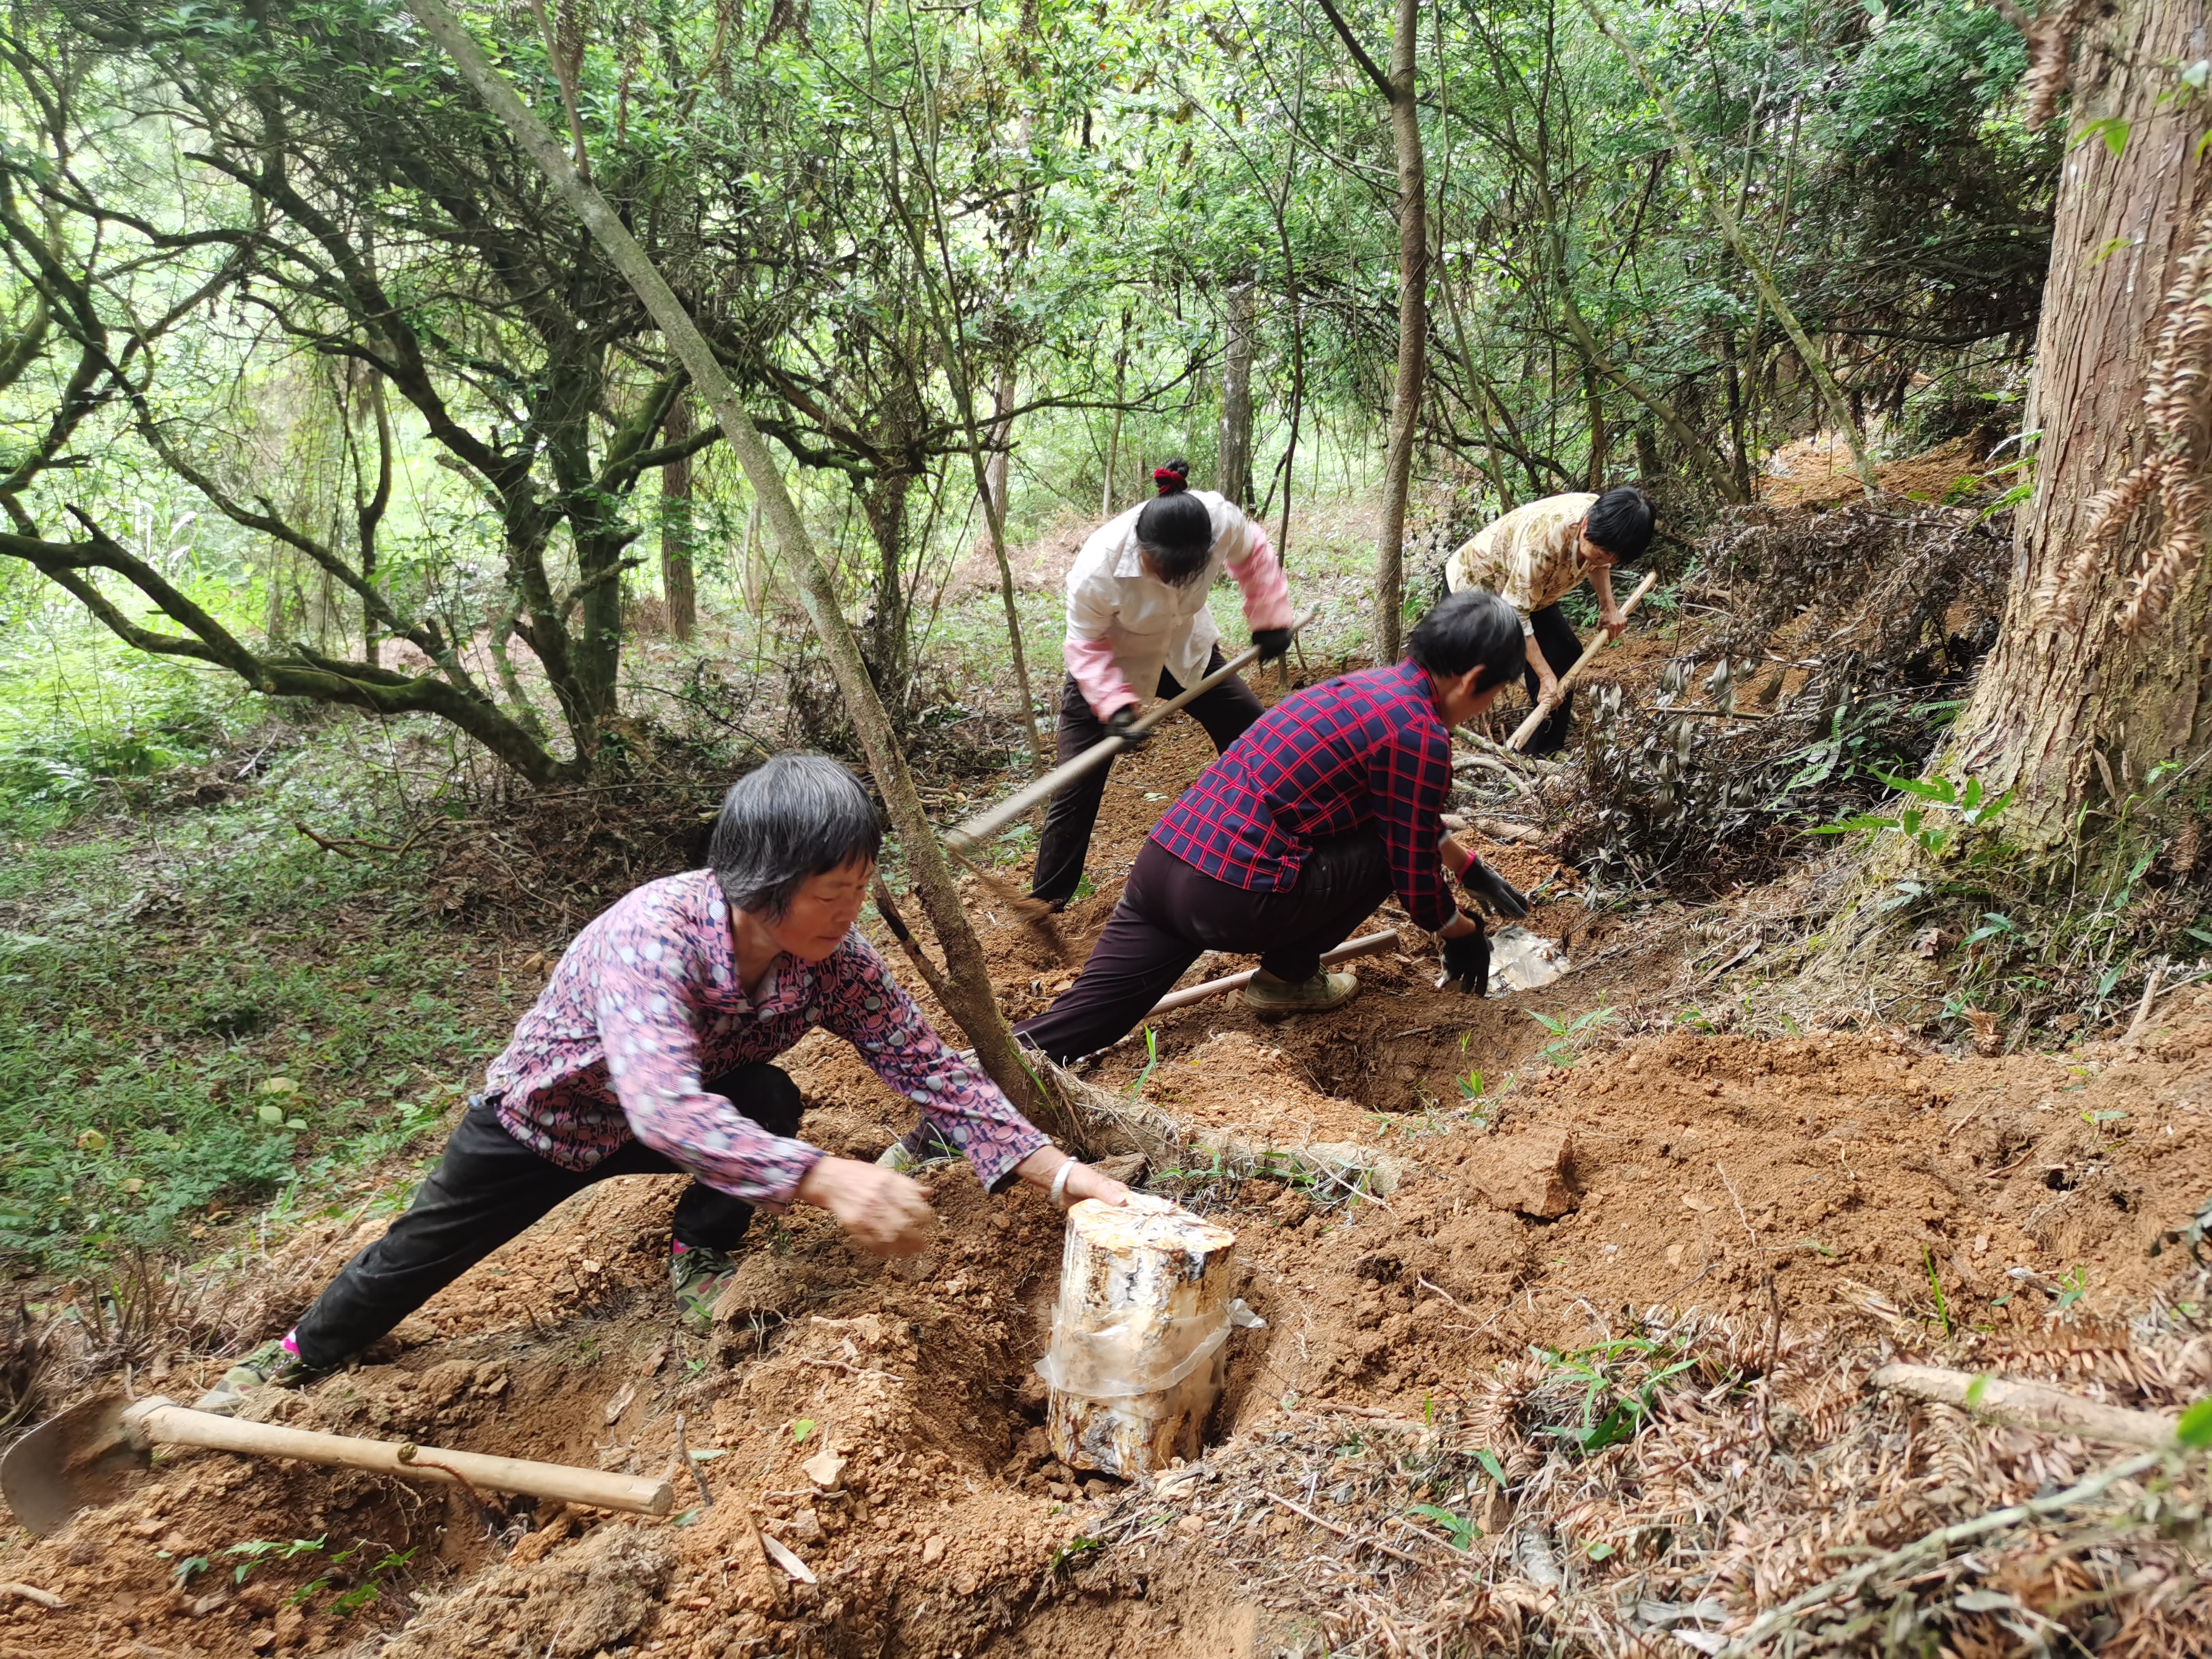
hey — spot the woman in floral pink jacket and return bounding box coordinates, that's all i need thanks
[201,755,1127,1412]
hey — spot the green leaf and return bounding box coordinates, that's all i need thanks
[1964,1373,1991,1409]
[2176,1397,2212,1449]
[2072,115,2131,157]
[791,1418,815,1444]
[256,1103,284,1125]
[1475,1447,1507,1486]
[1872,767,1955,803]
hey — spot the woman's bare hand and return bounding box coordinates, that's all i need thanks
[1060,1161,1133,1208]
[794,1156,936,1255]
[1012,1147,1136,1210]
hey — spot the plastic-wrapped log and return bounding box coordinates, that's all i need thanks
[1041,1200,1237,1476]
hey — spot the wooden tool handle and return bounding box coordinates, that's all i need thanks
[946,609,1320,853]
[1142,929,1401,1017]
[1504,571,1659,752]
[126,1398,672,1516]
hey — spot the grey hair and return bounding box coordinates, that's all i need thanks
[707,753,883,919]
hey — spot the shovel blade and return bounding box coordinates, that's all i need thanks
[2,1392,149,1537]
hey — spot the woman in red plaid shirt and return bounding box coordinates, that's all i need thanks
[1014,589,1530,1061]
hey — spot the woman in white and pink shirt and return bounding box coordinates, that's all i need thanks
[1029,458,1296,908]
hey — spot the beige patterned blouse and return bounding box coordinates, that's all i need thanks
[1443,492,1598,633]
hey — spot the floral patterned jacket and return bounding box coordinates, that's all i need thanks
[482,870,1048,1205]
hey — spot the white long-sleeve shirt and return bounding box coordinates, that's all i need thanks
[1062,491,1293,720]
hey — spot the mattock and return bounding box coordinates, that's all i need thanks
[1,1391,672,1537]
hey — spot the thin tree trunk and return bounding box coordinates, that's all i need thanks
[1219,280,1255,509]
[1103,318,1127,517]
[1320,0,1426,663]
[987,364,1014,521]
[662,392,697,642]
[742,495,766,613]
[1950,0,2212,850]
[406,0,1054,1122]
[354,370,393,669]
[1374,0,1426,663]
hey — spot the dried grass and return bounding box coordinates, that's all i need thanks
[1533,498,2007,895]
[1103,1278,2212,1656]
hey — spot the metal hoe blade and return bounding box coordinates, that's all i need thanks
[2,1392,150,1537]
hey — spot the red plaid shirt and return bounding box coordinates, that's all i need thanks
[1150,659,1458,931]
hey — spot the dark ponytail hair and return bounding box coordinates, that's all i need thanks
[1133,458,1212,586]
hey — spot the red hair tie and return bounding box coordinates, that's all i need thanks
[1152,468,1188,494]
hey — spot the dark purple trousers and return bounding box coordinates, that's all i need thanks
[1012,833,1392,1064]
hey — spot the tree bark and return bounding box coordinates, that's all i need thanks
[1951,0,2212,849]
[987,364,1015,522]
[1218,280,1255,510]
[404,0,1055,1125]
[662,393,697,642]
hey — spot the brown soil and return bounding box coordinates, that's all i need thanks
[7,686,2212,1656]
[1762,433,1995,510]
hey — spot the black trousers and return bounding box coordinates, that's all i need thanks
[290,1062,802,1370]
[1521,603,1584,758]
[1028,644,1264,907]
[1013,833,1393,1064]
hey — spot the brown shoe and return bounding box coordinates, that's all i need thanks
[1241,970,1360,1017]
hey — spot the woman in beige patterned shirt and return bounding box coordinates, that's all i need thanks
[1443,486,1654,756]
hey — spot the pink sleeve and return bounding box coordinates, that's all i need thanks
[1227,522,1294,631]
[1064,633,1138,720]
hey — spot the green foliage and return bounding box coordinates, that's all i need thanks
[0,700,487,1266]
[1526,1006,1617,1069]
[227,1535,328,1585]
[1127,1025,1161,1099]
[1923,1247,1951,1338]
[1407,1501,1479,1549]
[1811,769,2014,857]
[2176,1398,2212,1450]
[1535,1333,1699,1458]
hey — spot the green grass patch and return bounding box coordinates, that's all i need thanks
[0,709,503,1266]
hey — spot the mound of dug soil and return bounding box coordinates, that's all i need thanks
[5,988,2211,1657]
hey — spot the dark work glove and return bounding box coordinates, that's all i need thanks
[1252,626,1294,663]
[1459,857,1530,920]
[1106,706,1150,748]
[1439,920,1490,996]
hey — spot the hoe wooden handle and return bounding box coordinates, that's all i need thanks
[124,1398,672,1515]
[1505,571,1659,752]
[946,609,1320,854]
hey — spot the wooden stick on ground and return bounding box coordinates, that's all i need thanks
[1869,1363,2180,1449]
[1505,571,1660,752]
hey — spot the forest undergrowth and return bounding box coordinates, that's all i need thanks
[1,463,2210,1659]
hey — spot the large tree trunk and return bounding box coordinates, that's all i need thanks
[1373,0,1425,666]
[1218,280,1255,510]
[1950,0,2212,850]
[662,394,697,642]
